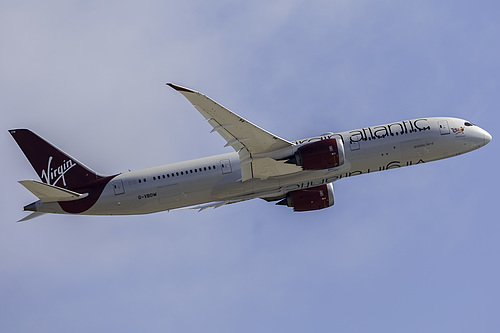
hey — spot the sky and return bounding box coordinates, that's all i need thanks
[1,0,499,332]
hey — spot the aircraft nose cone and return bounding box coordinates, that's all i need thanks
[483,130,492,145]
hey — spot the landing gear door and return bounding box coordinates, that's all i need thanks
[220,159,232,174]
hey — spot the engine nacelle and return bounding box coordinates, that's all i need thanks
[288,138,345,170]
[277,183,335,212]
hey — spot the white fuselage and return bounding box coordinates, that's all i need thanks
[35,117,490,215]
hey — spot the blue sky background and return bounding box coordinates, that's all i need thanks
[1,1,499,332]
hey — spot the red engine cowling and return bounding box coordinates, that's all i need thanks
[278,183,335,212]
[289,138,345,170]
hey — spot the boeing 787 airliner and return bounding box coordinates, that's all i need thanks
[10,83,492,221]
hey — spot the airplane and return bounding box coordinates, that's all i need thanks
[10,83,492,221]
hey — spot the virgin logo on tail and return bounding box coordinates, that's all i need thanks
[40,156,77,186]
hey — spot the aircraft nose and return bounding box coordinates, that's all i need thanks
[483,129,492,145]
[464,125,491,149]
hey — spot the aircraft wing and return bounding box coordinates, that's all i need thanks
[168,84,300,181]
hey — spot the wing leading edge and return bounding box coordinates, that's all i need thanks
[167,83,300,181]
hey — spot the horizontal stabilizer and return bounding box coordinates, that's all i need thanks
[19,180,88,202]
[17,211,46,222]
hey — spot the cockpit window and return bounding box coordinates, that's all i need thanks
[464,122,474,127]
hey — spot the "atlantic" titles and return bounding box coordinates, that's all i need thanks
[349,119,430,143]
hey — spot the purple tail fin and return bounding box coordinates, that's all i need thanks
[9,129,104,190]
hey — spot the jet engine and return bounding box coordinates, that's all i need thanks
[277,183,334,212]
[287,138,345,170]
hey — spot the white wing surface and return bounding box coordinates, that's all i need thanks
[168,84,300,181]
